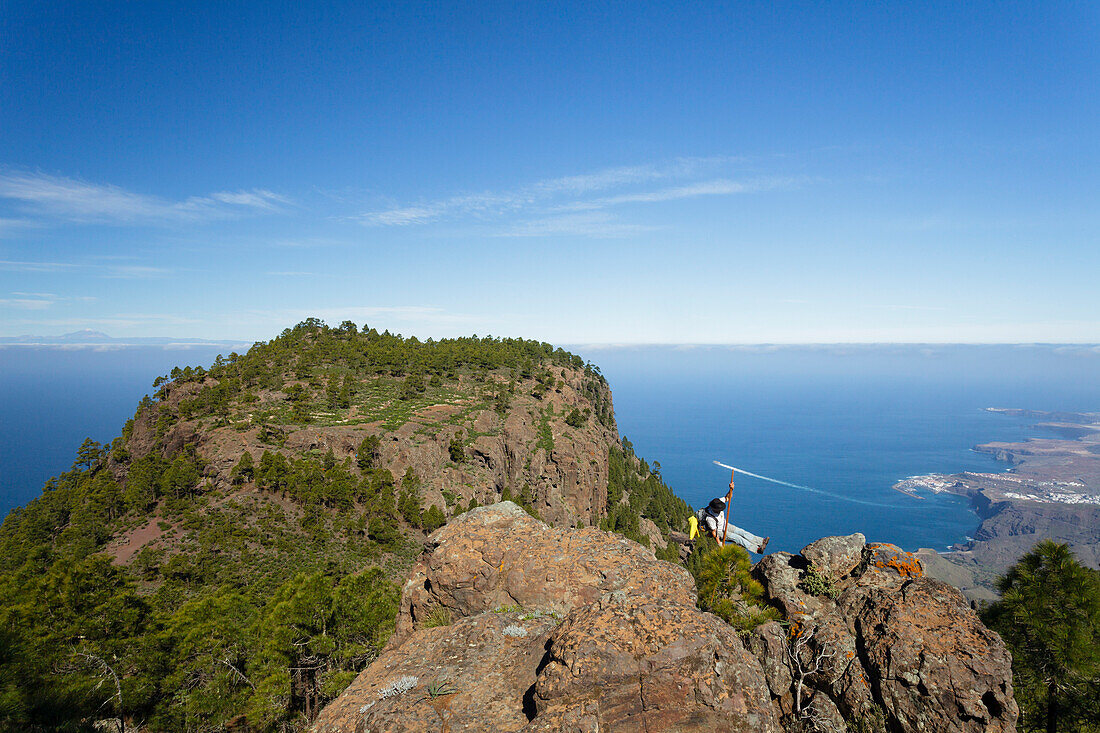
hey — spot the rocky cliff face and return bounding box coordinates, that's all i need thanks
[312,503,1018,733]
[124,364,620,529]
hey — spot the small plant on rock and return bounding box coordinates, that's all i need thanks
[421,604,453,628]
[425,680,458,699]
[800,563,840,600]
[378,675,418,700]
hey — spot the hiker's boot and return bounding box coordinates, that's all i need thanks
[757,537,770,554]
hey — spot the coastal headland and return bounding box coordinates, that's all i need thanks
[896,409,1100,599]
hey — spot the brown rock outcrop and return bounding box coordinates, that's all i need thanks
[802,532,865,580]
[314,503,1018,733]
[315,503,781,732]
[856,579,1016,732]
[314,611,558,733]
[529,591,780,732]
[753,538,1018,732]
[394,502,694,643]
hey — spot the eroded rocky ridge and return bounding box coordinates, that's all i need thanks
[312,503,1018,733]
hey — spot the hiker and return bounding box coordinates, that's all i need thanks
[696,475,769,554]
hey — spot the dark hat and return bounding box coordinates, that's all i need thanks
[707,497,726,513]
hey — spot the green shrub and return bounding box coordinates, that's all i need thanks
[692,544,780,635]
[422,505,446,533]
[799,563,840,599]
[421,604,452,628]
[449,432,465,463]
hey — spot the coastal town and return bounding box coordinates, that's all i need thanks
[901,408,1100,600]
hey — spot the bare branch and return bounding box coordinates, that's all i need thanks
[787,624,840,729]
[71,651,124,733]
[217,657,256,690]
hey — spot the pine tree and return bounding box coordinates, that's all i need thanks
[422,505,446,533]
[356,435,380,472]
[691,543,779,634]
[231,451,255,485]
[982,540,1100,733]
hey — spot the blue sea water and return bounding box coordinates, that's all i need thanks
[575,344,1100,554]
[2,343,1099,555]
[0,346,228,519]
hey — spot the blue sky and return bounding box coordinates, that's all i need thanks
[1,1,1097,343]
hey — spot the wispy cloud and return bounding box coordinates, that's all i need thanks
[103,265,171,279]
[0,259,80,272]
[862,303,949,312]
[0,298,53,310]
[0,292,98,311]
[0,171,290,225]
[359,191,528,226]
[0,217,37,237]
[495,211,658,238]
[530,158,732,195]
[599,177,790,205]
[0,259,169,278]
[2,313,205,331]
[357,156,790,235]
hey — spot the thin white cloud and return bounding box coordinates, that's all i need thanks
[102,265,171,279]
[358,158,796,235]
[862,303,949,312]
[0,292,98,310]
[359,190,529,226]
[0,171,290,225]
[0,298,53,310]
[496,211,658,238]
[0,259,80,272]
[596,178,763,205]
[0,217,37,237]
[1,313,204,333]
[209,190,291,210]
[531,156,738,195]
[0,259,168,278]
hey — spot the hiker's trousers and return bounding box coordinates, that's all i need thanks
[721,523,764,553]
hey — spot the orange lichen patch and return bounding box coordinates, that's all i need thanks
[875,553,923,577]
[866,544,924,577]
[787,615,806,642]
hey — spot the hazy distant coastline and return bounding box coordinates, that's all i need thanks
[0,329,251,349]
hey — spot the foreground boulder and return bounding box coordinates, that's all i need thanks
[393,501,695,643]
[314,503,1017,733]
[753,536,1018,732]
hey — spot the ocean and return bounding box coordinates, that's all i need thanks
[3,343,1099,554]
[0,346,230,519]
[577,344,1100,553]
